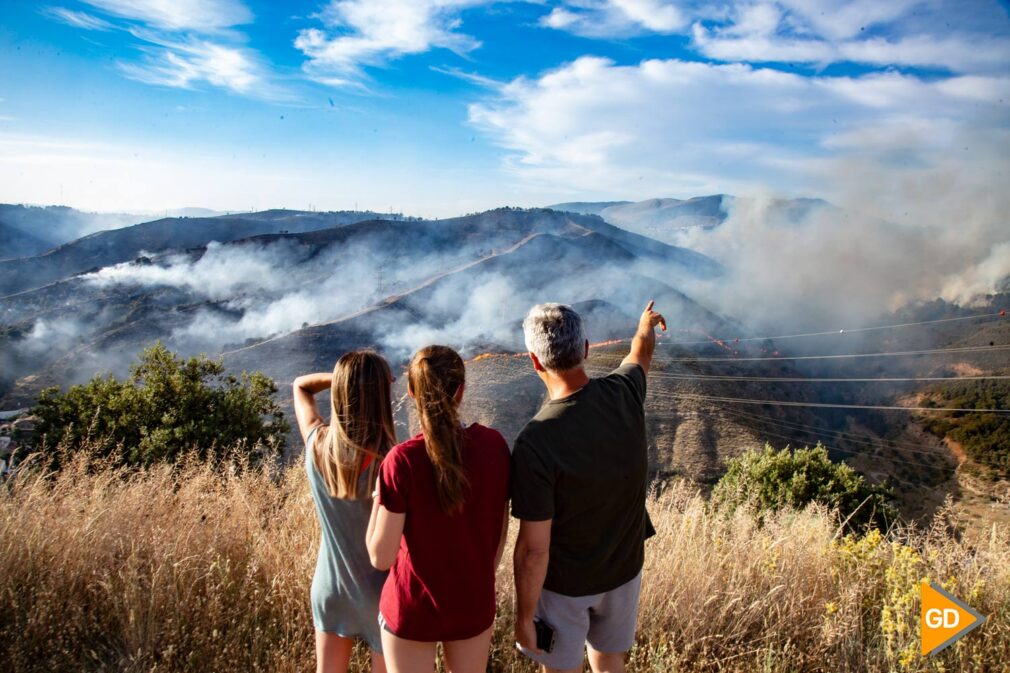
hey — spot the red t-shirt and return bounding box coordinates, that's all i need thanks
[377,423,510,642]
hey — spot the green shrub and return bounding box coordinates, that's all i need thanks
[33,342,288,467]
[922,380,1010,478]
[711,444,896,532]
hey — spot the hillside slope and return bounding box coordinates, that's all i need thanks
[0,221,52,260]
[0,209,403,296]
[0,208,727,407]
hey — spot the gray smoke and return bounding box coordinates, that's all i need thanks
[667,129,1010,332]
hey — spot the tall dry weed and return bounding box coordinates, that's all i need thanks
[1,452,1007,672]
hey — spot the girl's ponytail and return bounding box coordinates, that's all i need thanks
[408,346,468,514]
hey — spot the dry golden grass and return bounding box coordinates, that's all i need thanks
[2,451,1008,673]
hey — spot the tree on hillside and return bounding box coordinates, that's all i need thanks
[33,343,288,467]
[711,444,896,533]
[922,379,1010,479]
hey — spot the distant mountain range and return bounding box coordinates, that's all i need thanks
[0,204,237,260]
[0,220,53,260]
[0,208,411,295]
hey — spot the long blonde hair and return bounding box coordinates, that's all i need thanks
[408,345,469,514]
[315,351,396,499]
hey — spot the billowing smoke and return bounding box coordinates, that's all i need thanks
[15,318,86,356]
[941,243,1010,306]
[665,128,1010,332]
[381,275,527,356]
[85,241,301,300]
[78,231,575,359]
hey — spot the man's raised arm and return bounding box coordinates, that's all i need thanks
[621,300,667,376]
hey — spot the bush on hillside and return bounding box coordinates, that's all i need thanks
[33,343,288,467]
[711,443,896,532]
[922,379,1010,478]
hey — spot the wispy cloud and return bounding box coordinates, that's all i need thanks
[118,29,289,100]
[295,0,488,85]
[42,0,291,100]
[44,6,115,31]
[540,0,690,38]
[691,1,1010,73]
[542,1,1010,75]
[429,64,502,87]
[81,0,252,33]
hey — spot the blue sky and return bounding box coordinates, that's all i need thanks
[0,0,1008,216]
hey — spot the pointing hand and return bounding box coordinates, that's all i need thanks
[640,300,667,333]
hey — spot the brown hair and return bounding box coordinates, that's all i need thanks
[315,351,396,499]
[408,345,468,514]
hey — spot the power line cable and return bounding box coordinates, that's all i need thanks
[714,405,956,458]
[664,311,1006,346]
[651,343,1010,363]
[588,369,1010,383]
[643,407,952,475]
[640,390,1010,414]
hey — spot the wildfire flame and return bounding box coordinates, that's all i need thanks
[467,338,632,364]
[468,352,525,363]
[671,328,736,354]
[590,338,626,348]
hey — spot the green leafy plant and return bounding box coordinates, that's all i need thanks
[33,342,288,467]
[711,443,896,533]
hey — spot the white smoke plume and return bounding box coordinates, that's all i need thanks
[668,127,1010,332]
[84,240,304,300]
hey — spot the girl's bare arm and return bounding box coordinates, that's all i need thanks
[292,373,331,444]
[366,484,405,571]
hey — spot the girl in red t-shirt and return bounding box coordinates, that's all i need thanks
[366,345,511,673]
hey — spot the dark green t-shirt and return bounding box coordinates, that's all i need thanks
[511,363,655,597]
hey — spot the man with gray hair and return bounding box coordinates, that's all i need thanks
[512,301,666,673]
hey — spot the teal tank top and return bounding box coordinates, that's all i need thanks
[305,425,388,651]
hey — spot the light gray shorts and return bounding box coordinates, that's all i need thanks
[518,571,642,670]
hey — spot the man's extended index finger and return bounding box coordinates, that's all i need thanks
[645,300,655,312]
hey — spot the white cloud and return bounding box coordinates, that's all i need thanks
[693,19,1010,73]
[935,75,1010,103]
[118,37,278,98]
[691,20,833,63]
[470,57,811,197]
[776,0,921,41]
[295,0,487,82]
[469,55,1010,201]
[44,0,287,100]
[539,1,689,38]
[44,6,115,31]
[543,1,1010,74]
[836,34,1010,73]
[81,0,252,32]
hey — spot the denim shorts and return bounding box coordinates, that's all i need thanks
[517,571,642,670]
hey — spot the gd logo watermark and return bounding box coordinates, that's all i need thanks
[920,580,986,656]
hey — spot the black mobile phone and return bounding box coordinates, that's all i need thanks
[534,617,556,653]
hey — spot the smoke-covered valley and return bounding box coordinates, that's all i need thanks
[2,196,1008,519]
[0,207,722,403]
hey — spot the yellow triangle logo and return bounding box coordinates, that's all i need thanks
[921,580,986,656]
